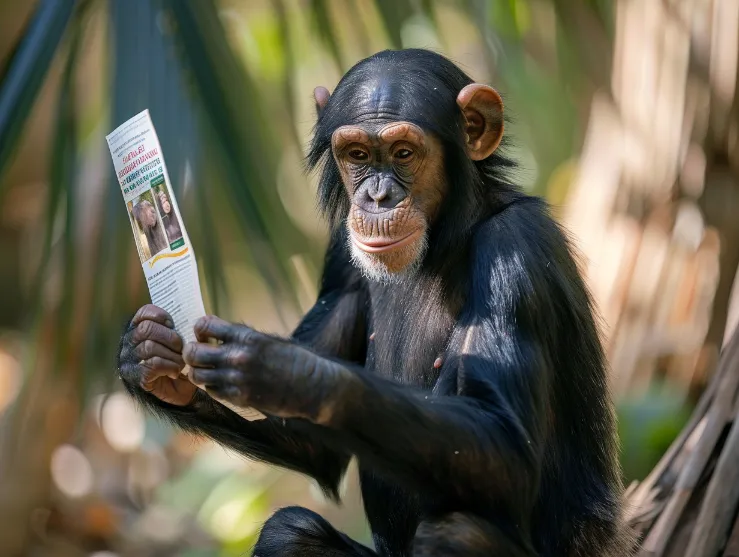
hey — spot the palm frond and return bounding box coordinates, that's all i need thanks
[165,0,305,320]
[0,0,77,192]
[50,1,84,372]
[308,0,344,71]
[2,0,88,457]
[373,0,415,49]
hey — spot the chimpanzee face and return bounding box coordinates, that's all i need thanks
[159,192,171,214]
[314,69,504,283]
[331,121,446,281]
[144,204,157,227]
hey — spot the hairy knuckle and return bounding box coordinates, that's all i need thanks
[227,369,247,386]
[139,365,155,383]
[135,320,152,342]
[229,347,250,367]
[141,339,156,357]
[240,331,261,350]
[233,327,247,341]
[149,356,164,369]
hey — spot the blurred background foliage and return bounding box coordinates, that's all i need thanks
[0,0,735,555]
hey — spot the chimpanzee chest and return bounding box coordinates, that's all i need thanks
[364,281,458,389]
[359,281,460,555]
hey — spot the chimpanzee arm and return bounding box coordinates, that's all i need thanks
[121,382,350,498]
[119,231,367,499]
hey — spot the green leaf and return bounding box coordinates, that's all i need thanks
[373,0,415,48]
[0,0,77,193]
[1,0,90,445]
[51,1,85,373]
[308,0,343,71]
[192,163,228,315]
[164,0,304,317]
[271,0,303,149]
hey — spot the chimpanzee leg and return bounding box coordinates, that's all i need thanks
[412,513,536,557]
[253,506,377,557]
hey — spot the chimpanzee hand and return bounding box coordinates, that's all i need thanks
[182,316,345,423]
[118,304,197,407]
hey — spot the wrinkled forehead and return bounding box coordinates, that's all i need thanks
[331,69,457,132]
[347,76,405,125]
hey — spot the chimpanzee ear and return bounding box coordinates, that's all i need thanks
[456,84,504,161]
[314,86,331,117]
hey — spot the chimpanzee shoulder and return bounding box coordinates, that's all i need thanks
[467,195,594,319]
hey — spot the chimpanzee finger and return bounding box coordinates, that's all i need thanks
[205,384,243,403]
[134,339,184,367]
[193,315,252,343]
[182,342,228,368]
[188,366,243,388]
[131,304,175,329]
[132,320,184,353]
[139,357,183,384]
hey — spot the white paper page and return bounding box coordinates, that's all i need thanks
[106,109,265,422]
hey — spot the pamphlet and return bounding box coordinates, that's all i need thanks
[106,109,265,422]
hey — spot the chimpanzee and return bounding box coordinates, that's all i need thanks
[131,198,169,256]
[116,49,634,556]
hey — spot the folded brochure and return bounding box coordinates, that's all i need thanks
[106,109,265,422]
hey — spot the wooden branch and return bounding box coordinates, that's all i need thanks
[723,512,739,556]
[685,406,739,556]
[626,347,720,520]
[637,326,739,555]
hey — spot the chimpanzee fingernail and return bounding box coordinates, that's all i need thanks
[433,357,443,369]
[165,319,174,328]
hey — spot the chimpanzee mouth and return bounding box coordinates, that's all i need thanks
[351,228,423,254]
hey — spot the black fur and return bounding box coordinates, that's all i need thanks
[253,506,376,556]
[117,49,629,556]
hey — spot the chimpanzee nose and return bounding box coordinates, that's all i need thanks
[356,176,406,212]
[367,178,392,202]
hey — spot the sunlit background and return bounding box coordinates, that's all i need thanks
[1,0,739,555]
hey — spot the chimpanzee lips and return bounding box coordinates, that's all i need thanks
[351,228,423,254]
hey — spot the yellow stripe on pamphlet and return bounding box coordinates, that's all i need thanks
[149,246,189,268]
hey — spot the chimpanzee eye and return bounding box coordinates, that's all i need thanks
[394,149,413,160]
[348,149,369,162]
